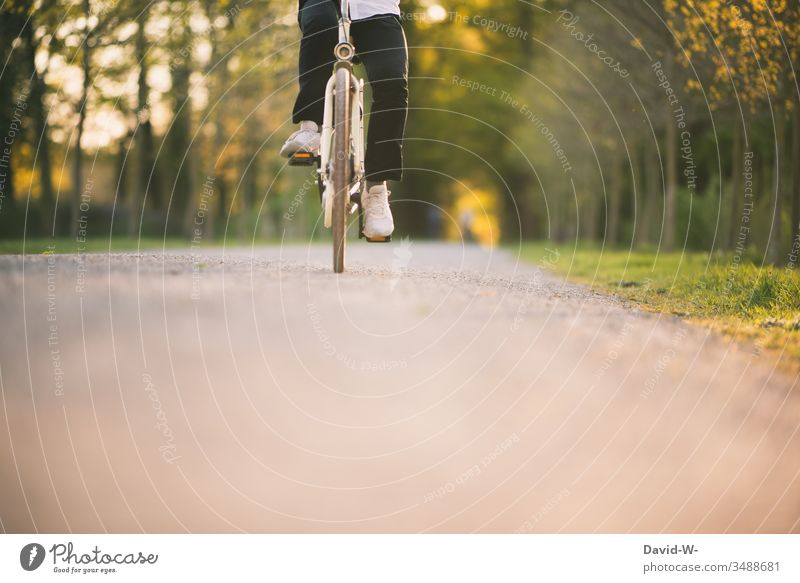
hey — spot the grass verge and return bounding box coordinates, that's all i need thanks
[519,243,800,365]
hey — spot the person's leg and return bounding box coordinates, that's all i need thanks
[292,0,339,125]
[351,15,409,183]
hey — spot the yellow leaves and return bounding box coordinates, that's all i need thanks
[686,78,702,91]
[447,183,500,247]
[772,0,788,12]
[415,47,440,73]
[709,85,722,106]
[10,142,68,202]
[458,27,486,54]
[665,0,800,109]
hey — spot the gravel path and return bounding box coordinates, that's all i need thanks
[1,243,798,533]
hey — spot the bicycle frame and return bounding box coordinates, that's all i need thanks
[318,0,365,228]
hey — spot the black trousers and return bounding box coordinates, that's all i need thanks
[293,0,408,182]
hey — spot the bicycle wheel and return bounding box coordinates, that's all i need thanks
[332,66,351,274]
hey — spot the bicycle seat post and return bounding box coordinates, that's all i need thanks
[335,0,355,62]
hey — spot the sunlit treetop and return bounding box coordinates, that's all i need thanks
[665,0,800,111]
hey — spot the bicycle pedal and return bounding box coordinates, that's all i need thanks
[364,235,392,243]
[288,152,319,166]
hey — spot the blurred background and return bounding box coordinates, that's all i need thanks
[0,0,798,261]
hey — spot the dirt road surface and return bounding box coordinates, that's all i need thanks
[1,243,798,533]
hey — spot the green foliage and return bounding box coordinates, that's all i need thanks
[1,0,799,256]
[677,186,719,250]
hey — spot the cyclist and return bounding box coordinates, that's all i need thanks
[280,0,408,239]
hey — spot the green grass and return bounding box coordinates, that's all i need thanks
[519,243,800,365]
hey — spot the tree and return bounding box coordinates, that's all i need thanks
[129,1,162,236]
[46,0,138,237]
[0,1,30,218]
[665,0,800,262]
[21,4,56,232]
[402,0,545,240]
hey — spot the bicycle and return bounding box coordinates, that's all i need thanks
[288,0,391,274]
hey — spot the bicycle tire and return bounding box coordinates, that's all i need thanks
[332,66,351,274]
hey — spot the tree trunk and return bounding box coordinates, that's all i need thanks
[504,168,538,240]
[210,126,228,237]
[767,103,785,264]
[217,176,228,236]
[631,137,644,247]
[506,0,535,240]
[71,8,90,238]
[642,140,660,247]
[0,6,27,218]
[116,132,130,227]
[165,60,193,236]
[498,169,523,242]
[130,7,158,236]
[236,145,260,242]
[71,114,85,238]
[23,15,54,234]
[728,121,743,250]
[200,0,240,241]
[178,70,198,239]
[564,178,578,241]
[211,49,229,238]
[790,95,800,261]
[664,104,678,252]
[182,139,198,239]
[582,174,598,242]
[1,141,14,215]
[607,154,622,247]
[552,183,564,243]
[237,155,251,242]
[34,89,54,229]
[139,127,159,212]
[204,175,215,240]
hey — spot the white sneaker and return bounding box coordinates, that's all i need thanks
[280,120,320,157]
[361,183,394,238]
